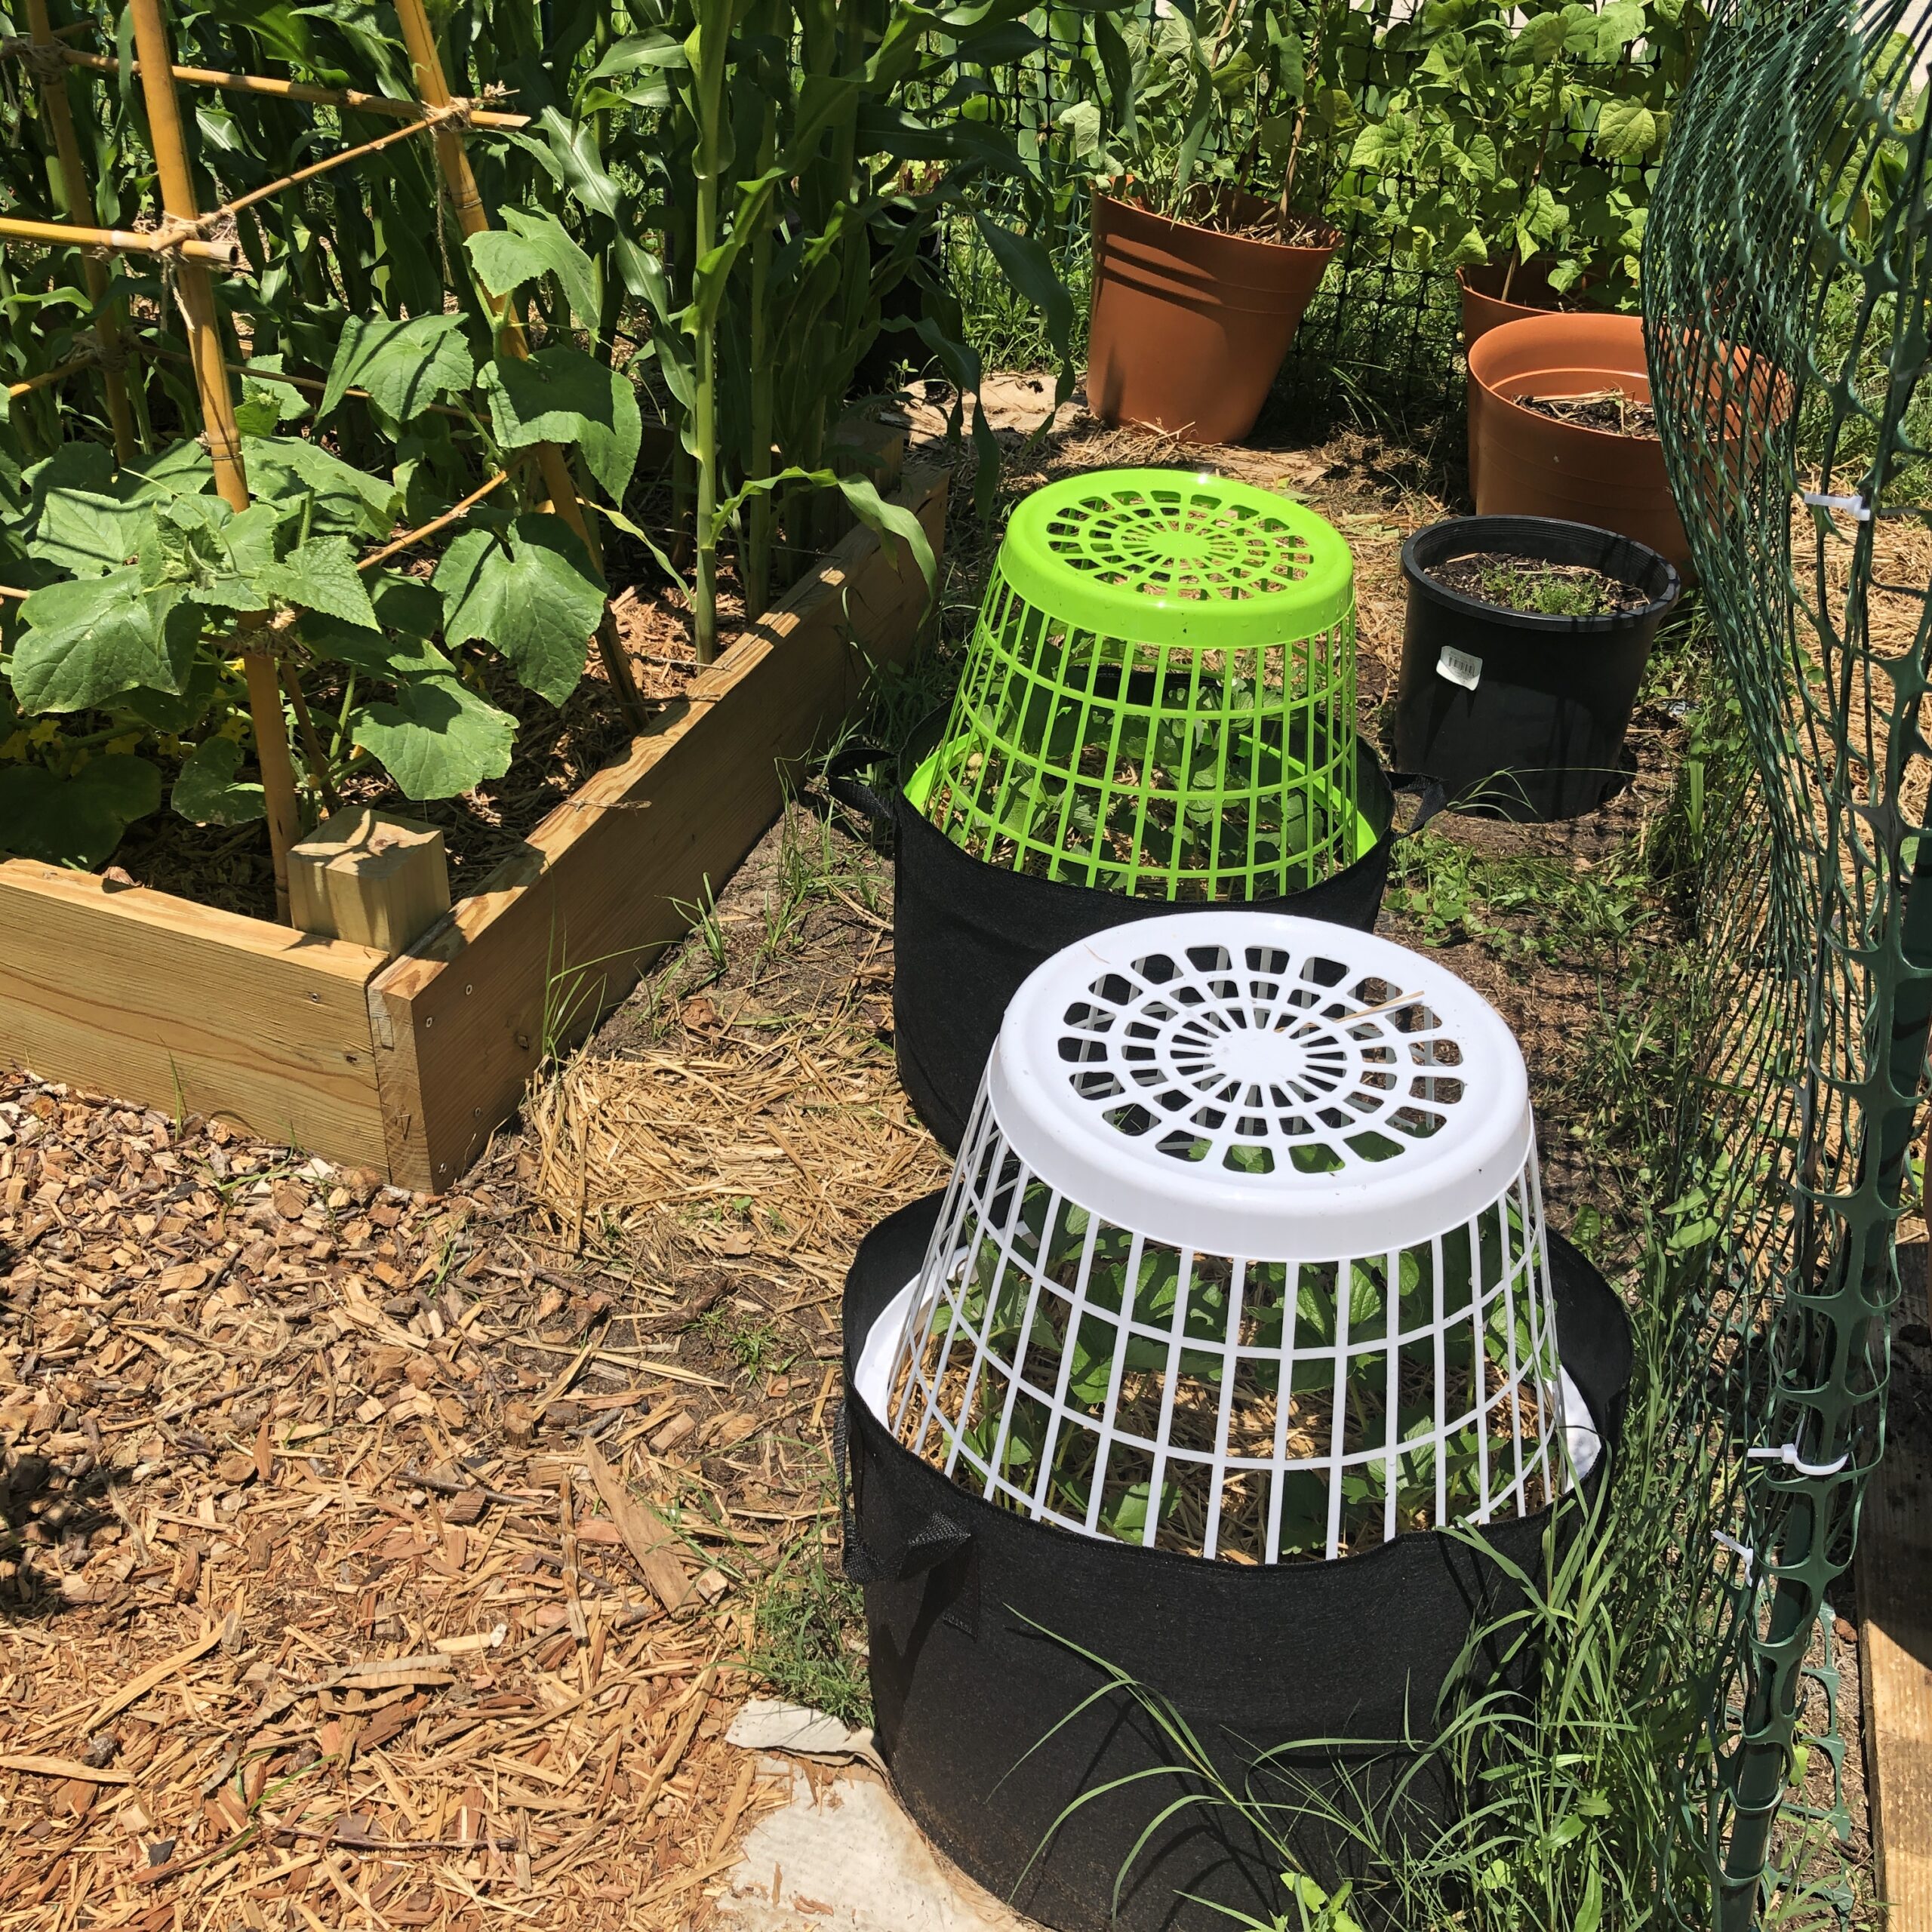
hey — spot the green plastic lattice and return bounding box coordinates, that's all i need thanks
[920,469,1367,900]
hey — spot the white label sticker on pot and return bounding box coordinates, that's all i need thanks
[1436,646,1483,691]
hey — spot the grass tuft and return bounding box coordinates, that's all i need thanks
[749,1530,872,1728]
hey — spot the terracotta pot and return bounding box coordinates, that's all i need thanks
[1087,190,1338,444]
[1466,312,1690,572]
[1456,260,1592,349]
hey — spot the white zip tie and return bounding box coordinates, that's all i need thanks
[1747,1441,1851,1478]
[1801,490,1872,521]
[1713,1529,1756,1584]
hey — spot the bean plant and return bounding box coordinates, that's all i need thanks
[1352,0,1703,303]
[1054,0,1369,235]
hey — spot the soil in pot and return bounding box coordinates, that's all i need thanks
[1516,388,1659,437]
[1087,189,1338,445]
[1394,514,1681,823]
[1427,549,1653,620]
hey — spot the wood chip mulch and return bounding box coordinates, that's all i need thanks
[0,1064,829,1930]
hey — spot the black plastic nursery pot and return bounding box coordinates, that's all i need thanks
[831,731,1432,1156]
[841,1195,1635,1932]
[1393,515,1681,822]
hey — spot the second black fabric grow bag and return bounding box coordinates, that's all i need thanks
[1393,515,1681,822]
[841,1194,1634,1932]
[831,734,1430,1155]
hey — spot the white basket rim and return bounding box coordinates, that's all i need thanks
[989,912,1534,1261]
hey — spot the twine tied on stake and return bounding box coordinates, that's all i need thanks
[0,35,70,84]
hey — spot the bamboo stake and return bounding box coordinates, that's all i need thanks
[222,107,461,221]
[357,464,521,574]
[0,211,241,266]
[8,351,95,398]
[391,0,648,729]
[24,0,137,463]
[48,48,530,128]
[128,0,300,921]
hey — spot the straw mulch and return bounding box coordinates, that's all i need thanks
[0,1063,822,1930]
[525,1020,949,1302]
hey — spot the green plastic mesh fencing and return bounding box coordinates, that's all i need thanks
[1644,3,1932,1924]
[915,469,1372,899]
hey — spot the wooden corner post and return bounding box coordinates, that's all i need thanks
[126,0,303,922]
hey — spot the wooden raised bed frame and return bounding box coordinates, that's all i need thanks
[0,467,946,1193]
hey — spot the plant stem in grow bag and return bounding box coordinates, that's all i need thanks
[893,1191,1551,1561]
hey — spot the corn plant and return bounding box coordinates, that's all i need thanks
[600,0,1082,655]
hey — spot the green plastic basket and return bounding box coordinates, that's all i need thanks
[921,469,1364,900]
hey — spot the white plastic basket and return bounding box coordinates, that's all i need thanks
[861,912,1596,1563]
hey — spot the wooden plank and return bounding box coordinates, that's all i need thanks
[1863,1246,1932,1932]
[369,466,946,1192]
[0,862,389,1167]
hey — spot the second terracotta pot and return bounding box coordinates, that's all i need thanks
[1087,191,1338,445]
[1466,311,1689,573]
[1457,260,1591,348]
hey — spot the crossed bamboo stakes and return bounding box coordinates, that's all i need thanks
[0,0,648,921]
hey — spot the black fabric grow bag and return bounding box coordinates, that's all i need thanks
[830,733,1433,1156]
[1393,515,1681,823]
[840,1194,1634,1932]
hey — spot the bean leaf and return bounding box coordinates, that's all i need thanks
[1594,97,1660,161]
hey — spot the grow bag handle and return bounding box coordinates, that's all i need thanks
[823,742,896,836]
[823,746,1448,848]
[835,1396,972,1585]
[1392,772,1448,840]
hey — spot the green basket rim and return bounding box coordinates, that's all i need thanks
[903,744,1380,874]
[998,468,1355,649]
